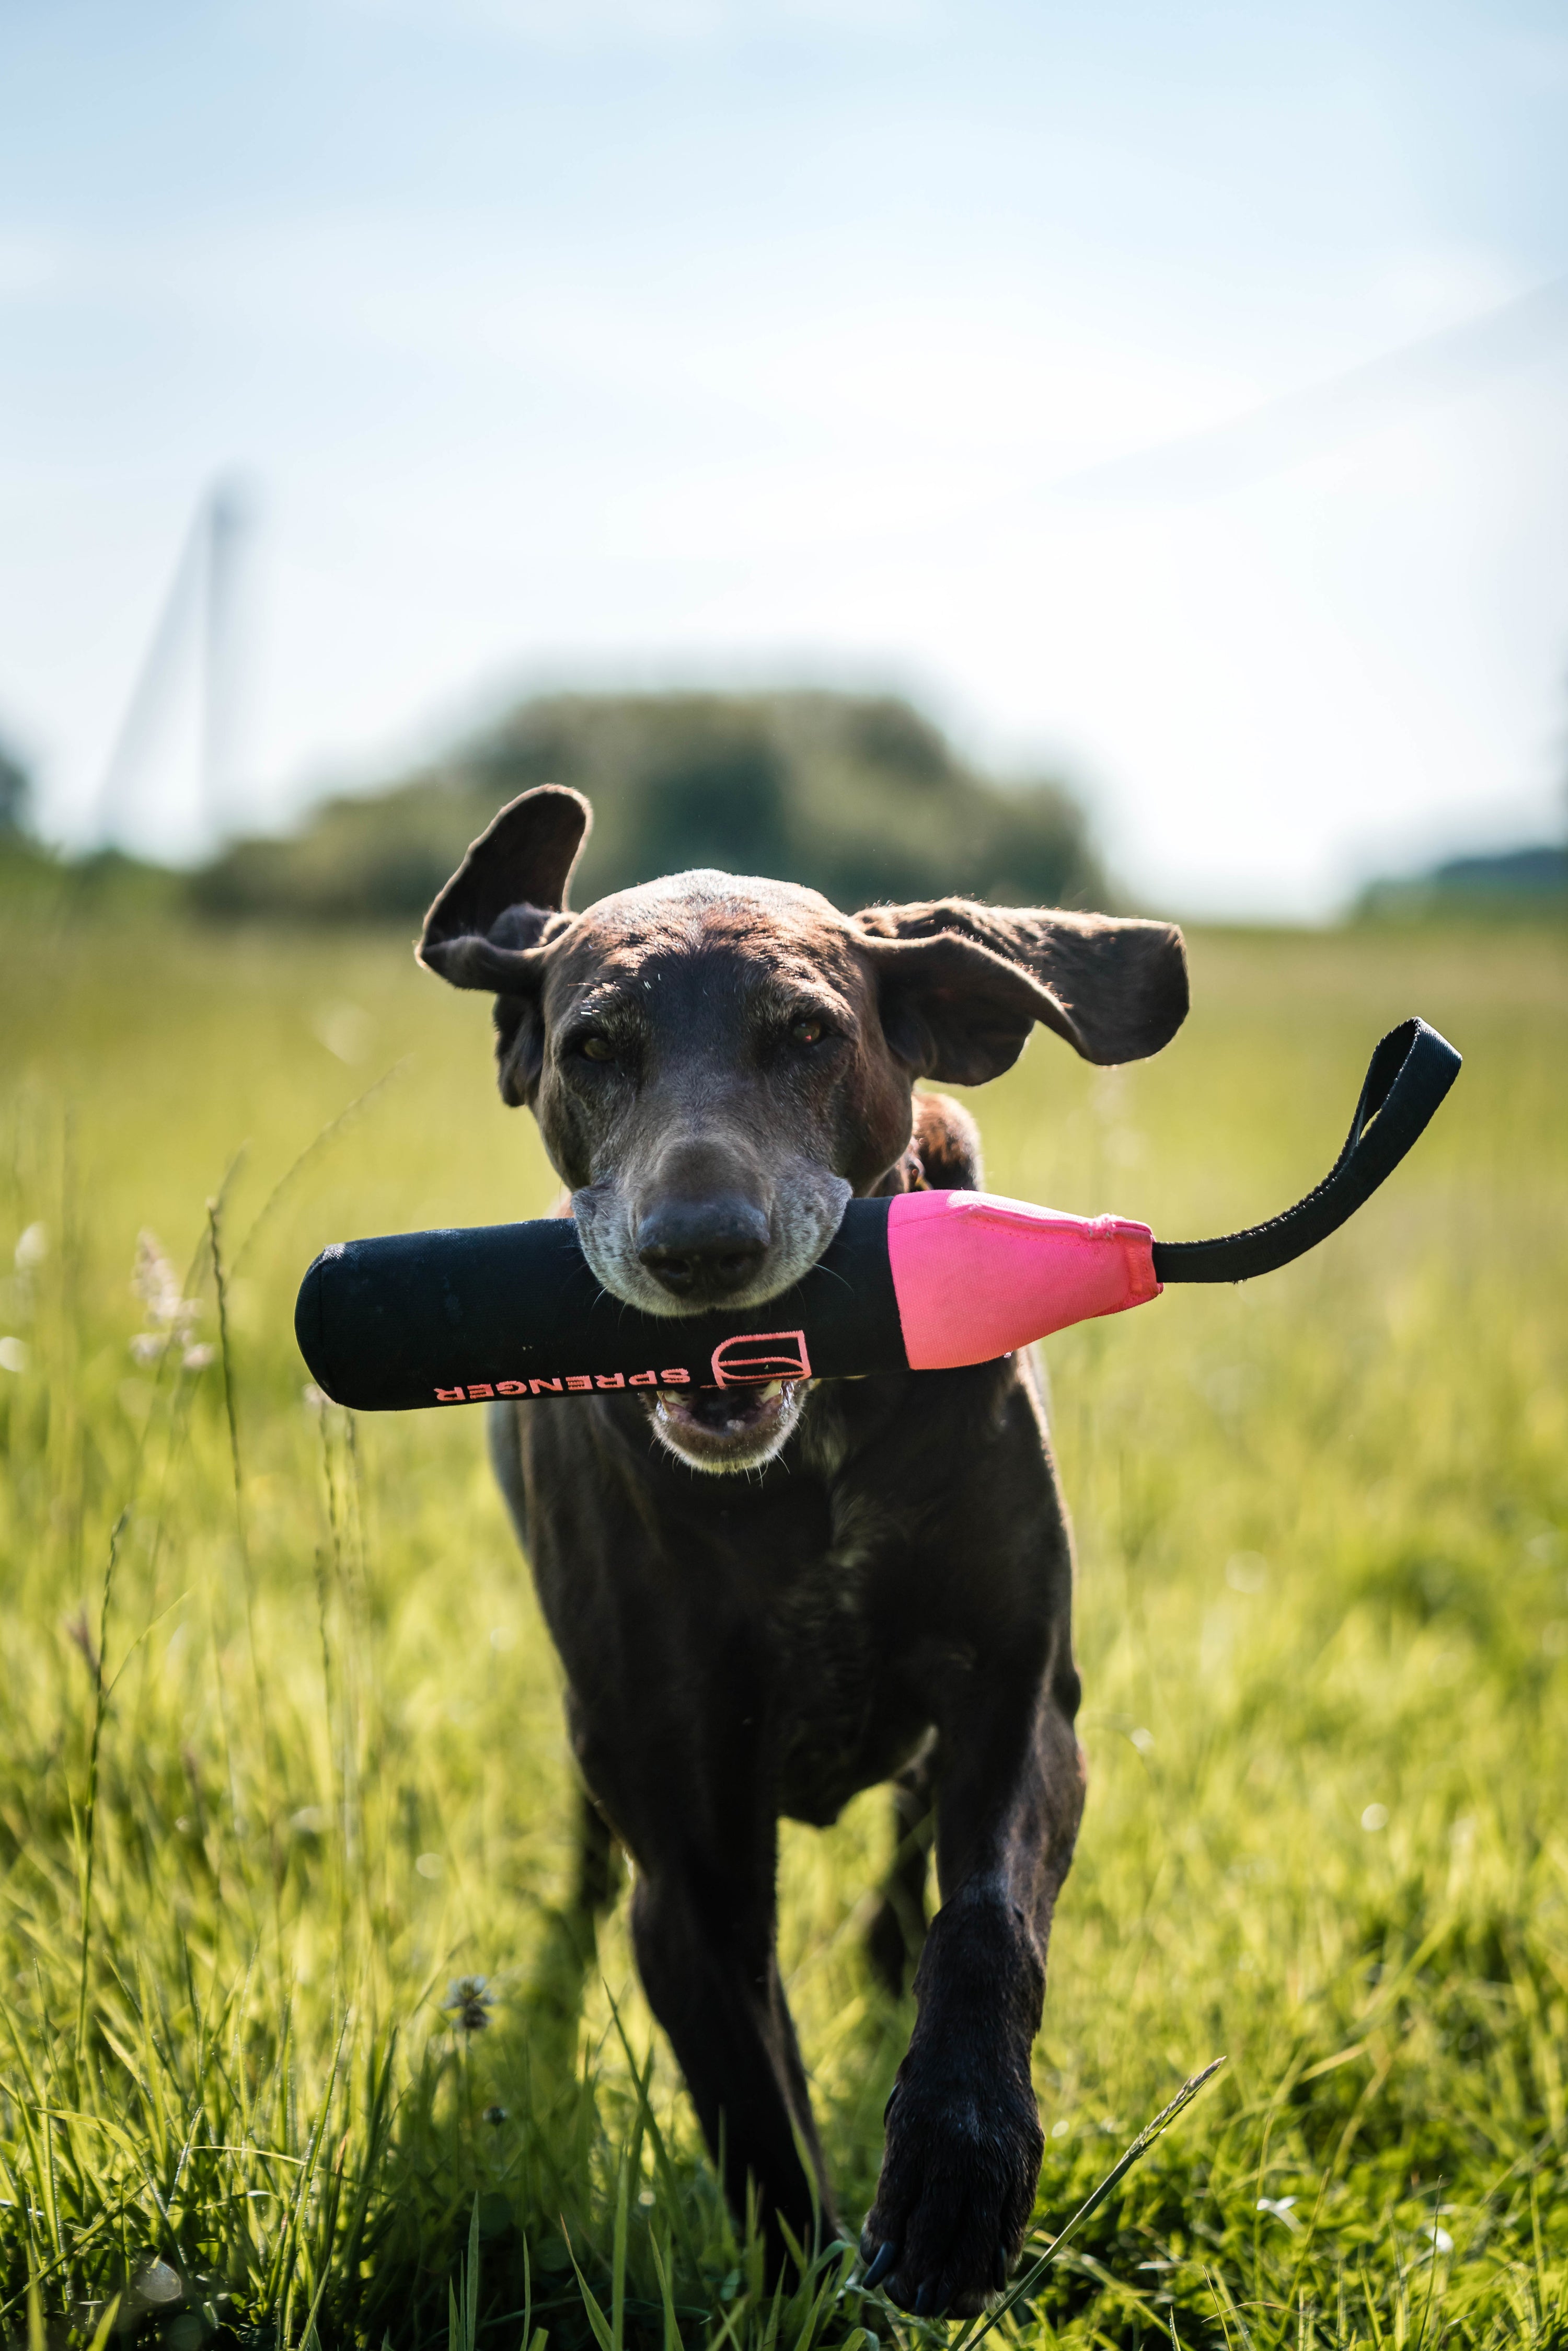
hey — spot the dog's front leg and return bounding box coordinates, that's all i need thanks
[504,1406,837,2269]
[860,1642,1085,2317]
[630,1831,839,2264]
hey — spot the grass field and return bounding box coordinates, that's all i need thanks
[1,896,1564,2349]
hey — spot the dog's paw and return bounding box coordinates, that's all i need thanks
[858,2071,1043,2318]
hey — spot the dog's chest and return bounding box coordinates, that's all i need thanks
[757,1417,928,1825]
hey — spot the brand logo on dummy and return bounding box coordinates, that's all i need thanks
[433,1328,813,1403]
[710,1331,811,1387]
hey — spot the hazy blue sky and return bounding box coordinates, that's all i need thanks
[3,0,1565,911]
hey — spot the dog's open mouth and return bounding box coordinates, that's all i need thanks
[650,1378,808,1472]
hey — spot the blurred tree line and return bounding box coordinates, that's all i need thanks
[191,690,1107,919]
[8,684,1567,926]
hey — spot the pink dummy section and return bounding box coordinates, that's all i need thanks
[885,1188,1162,1371]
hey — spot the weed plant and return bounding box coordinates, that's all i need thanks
[0,909,1563,2348]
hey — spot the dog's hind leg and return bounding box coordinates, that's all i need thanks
[865,1738,936,1998]
[520,1789,621,2070]
[573,1784,621,1919]
[521,1789,612,2064]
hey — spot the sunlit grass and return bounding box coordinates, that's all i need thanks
[1,908,1564,2347]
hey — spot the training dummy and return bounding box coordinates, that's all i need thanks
[296,1018,1458,1413]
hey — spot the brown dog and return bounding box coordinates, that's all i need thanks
[419,785,1188,2315]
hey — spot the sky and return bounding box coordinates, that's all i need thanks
[2,0,1566,914]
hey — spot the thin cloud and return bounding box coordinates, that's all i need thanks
[337,0,939,48]
[1045,276,1568,508]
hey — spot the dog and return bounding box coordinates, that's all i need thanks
[417,784,1188,2316]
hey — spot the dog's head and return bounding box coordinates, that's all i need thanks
[420,785,1189,1471]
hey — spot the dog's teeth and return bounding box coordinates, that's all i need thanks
[758,1381,782,1401]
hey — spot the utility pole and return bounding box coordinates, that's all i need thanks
[94,475,251,855]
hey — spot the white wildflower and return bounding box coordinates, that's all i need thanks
[443,1976,495,2033]
[130,1230,204,1364]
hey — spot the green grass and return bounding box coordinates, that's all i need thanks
[0,904,1564,2349]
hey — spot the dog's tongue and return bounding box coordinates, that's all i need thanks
[658,1379,790,1435]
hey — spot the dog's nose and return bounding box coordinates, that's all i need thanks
[636,1197,771,1302]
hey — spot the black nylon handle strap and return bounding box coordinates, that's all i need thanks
[1150,1015,1461,1286]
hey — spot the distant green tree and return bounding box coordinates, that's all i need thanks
[192,690,1109,922]
[0,736,31,837]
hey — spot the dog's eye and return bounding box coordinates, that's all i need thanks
[578,1035,615,1063]
[790,1017,825,1047]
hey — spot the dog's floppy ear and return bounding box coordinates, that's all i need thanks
[855,897,1189,1084]
[418,786,591,1108]
[417,785,591,992]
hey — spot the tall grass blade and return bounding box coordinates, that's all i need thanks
[959,2057,1226,2347]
